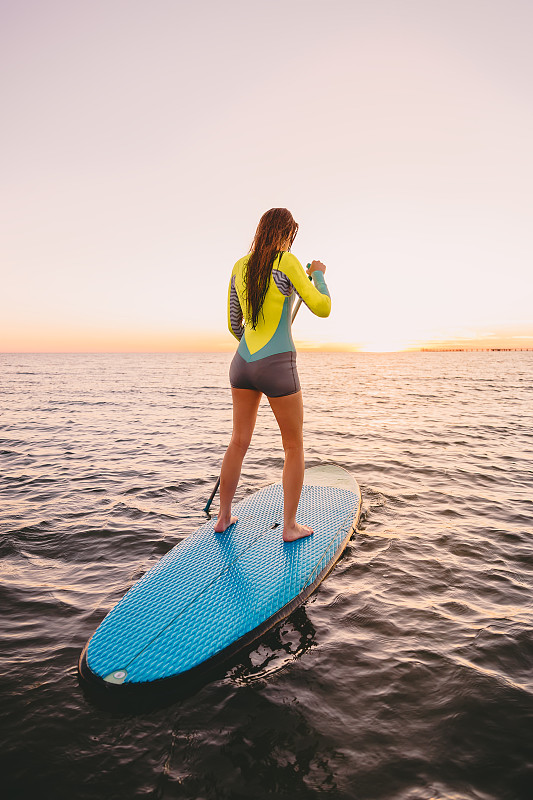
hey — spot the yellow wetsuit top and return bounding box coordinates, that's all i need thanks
[227,251,331,363]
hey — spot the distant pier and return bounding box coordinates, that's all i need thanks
[420,347,533,352]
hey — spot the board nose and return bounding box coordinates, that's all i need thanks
[103,669,128,684]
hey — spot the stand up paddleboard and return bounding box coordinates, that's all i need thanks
[79,465,361,692]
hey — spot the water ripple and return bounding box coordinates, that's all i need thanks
[1,351,533,800]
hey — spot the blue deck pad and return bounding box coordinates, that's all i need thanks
[87,483,290,677]
[87,482,358,684]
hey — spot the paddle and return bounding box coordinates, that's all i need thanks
[291,268,313,322]
[204,476,221,514]
[203,265,313,514]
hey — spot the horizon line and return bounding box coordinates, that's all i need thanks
[2,347,533,355]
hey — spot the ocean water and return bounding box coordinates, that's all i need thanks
[1,351,532,800]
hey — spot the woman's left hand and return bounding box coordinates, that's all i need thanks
[307,260,326,275]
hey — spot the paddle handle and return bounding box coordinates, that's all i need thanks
[291,267,313,323]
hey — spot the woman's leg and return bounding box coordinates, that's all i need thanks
[267,390,313,542]
[214,387,262,532]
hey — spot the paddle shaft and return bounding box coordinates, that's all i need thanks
[204,265,313,514]
[204,476,220,513]
[291,267,313,323]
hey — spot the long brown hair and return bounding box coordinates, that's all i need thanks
[245,208,299,329]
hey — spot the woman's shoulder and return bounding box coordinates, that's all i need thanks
[278,251,304,275]
[280,251,302,265]
[232,254,250,276]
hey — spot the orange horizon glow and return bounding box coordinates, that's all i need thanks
[2,328,533,354]
[2,318,533,355]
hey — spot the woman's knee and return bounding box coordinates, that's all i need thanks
[230,434,252,455]
[281,435,303,454]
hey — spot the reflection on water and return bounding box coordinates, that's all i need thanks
[1,351,533,800]
[228,605,318,685]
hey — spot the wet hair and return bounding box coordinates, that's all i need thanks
[245,208,299,329]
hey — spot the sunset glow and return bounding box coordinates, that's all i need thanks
[2,1,532,353]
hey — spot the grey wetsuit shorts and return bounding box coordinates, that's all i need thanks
[229,351,301,397]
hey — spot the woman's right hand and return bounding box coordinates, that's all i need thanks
[307,260,326,275]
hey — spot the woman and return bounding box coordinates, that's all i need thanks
[215,208,331,541]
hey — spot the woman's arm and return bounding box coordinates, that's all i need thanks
[227,274,244,340]
[278,253,331,317]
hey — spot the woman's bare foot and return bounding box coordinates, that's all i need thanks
[214,515,238,533]
[282,523,314,542]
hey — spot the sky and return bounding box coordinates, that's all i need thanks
[2,0,532,352]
